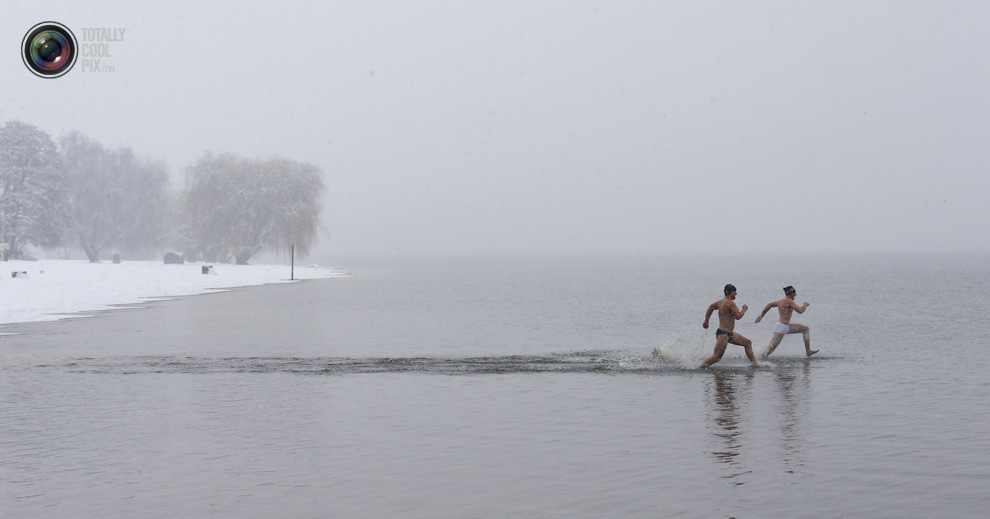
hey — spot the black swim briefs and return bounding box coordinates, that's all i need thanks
[716,329,734,341]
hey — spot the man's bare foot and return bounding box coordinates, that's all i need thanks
[806,349,819,357]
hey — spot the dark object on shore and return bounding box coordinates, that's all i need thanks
[11,271,27,278]
[164,252,184,265]
[113,254,121,264]
[202,265,215,275]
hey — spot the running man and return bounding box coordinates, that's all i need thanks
[700,284,759,369]
[755,285,819,359]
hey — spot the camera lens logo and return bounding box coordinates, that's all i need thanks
[22,22,78,78]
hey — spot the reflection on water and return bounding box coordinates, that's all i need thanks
[776,360,812,474]
[705,362,815,486]
[706,370,755,485]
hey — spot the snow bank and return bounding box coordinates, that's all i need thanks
[0,260,348,326]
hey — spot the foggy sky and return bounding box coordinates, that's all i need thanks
[3,1,989,259]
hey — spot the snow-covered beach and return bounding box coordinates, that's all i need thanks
[0,259,348,327]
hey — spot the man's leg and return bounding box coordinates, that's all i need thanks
[731,333,759,367]
[700,336,729,368]
[789,324,818,357]
[761,332,785,359]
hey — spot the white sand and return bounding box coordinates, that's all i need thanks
[0,260,348,326]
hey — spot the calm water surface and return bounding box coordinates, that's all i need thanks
[2,255,989,518]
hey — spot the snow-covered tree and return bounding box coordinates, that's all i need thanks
[112,153,170,259]
[184,152,325,264]
[60,132,170,262]
[160,189,196,258]
[0,120,70,258]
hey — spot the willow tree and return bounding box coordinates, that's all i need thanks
[184,152,324,264]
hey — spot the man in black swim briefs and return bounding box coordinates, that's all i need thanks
[701,284,759,368]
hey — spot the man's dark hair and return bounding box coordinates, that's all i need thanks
[724,284,737,295]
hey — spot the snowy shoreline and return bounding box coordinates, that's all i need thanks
[0,259,348,327]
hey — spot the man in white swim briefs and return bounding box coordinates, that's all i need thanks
[755,285,819,359]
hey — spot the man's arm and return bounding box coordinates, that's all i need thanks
[703,302,717,328]
[755,301,776,323]
[790,300,810,313]
[733,301,748,319]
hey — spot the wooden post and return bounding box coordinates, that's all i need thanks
[291,245,295,280]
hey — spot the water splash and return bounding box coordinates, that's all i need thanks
[649,329,711,368]
[27,347,834,376]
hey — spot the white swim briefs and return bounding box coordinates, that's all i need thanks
[773,322,791,334]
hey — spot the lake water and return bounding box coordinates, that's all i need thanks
[2,254,989,518]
